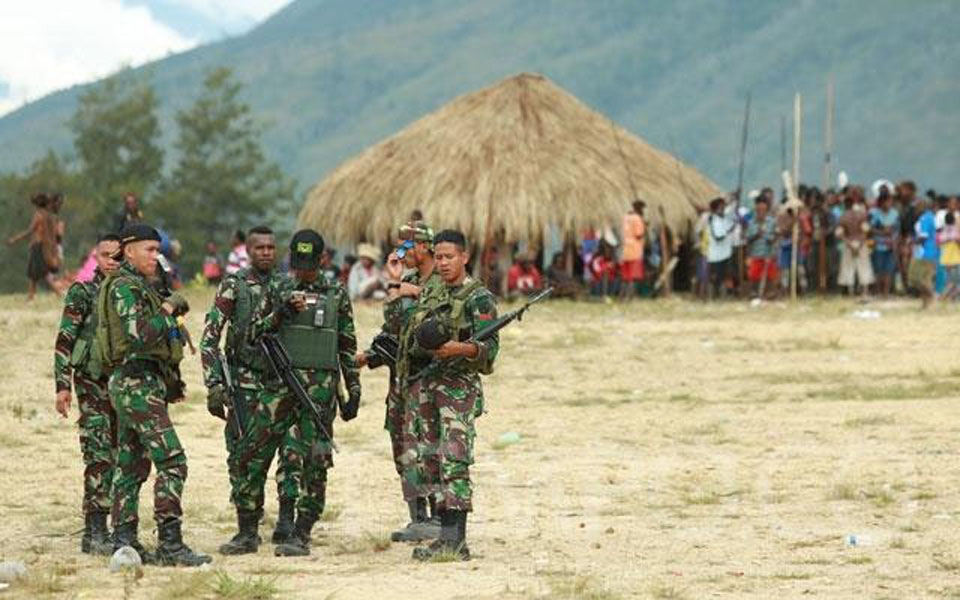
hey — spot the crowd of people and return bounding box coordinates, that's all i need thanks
[10,179,960,311]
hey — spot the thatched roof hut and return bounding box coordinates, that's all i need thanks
[300,72,722,247]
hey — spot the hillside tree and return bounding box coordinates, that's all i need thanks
[154,67,295,276]
[69,70,164,215]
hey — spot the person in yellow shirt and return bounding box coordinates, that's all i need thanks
[937,211,960,300]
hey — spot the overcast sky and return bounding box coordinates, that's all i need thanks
[0,0,291,116]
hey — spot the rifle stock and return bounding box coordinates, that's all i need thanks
[259,334,339,453]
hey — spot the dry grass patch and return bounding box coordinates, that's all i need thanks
[542,574,623,599]
[843,414,896,428]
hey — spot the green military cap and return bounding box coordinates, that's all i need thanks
[399,221,434,245]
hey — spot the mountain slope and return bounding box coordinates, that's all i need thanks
[0,0,957,195]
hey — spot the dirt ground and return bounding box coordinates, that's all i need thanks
[2,289,960,599]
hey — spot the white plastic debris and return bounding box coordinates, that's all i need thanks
[852,310,881,320]
[0,561,26,583]
[109,546,142,572]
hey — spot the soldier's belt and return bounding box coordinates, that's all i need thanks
[118,358,164,377]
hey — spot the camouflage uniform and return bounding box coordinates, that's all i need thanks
[403,277,498,513]
[200,267,301,504]
[233,272,360,520]
[55,269,116,553]
[101,261,188,530]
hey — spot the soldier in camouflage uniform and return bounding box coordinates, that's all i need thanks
[226,229,361,557]
[97,224,211,566]
[54,233,121,555]
[404,229,498,562]
[200,226,303,552]
[358,221,444,542]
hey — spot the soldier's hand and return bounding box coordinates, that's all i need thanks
[207,385,229,420]
[355,352,368,368]
[398,282,421,298]
[341,386,361,421]
[433,341,478,360]
[285,291,307,313]
[163,293,190,316]
[55,390,72,418]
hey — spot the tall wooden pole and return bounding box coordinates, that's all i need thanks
[822,77,835,191]
[790,93,802,301]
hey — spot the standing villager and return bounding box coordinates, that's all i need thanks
[836,195,874,298]
[358,222,444,543]
[404,229,499,562]
[909,197,938,308]
[201,226,303,554]
[54,233,122,555]
[744,196,778,298]
[869,188,900,298]
[114,192,143,233]
[6,193,62,300]
[619,200,646,300]
[97,224,210,566]
[226,230,250,276]
[706,197,735,299]
[228,230,361,557]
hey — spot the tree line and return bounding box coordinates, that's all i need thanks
[0,67,295,292]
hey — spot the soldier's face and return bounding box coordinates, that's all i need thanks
[247,234,276,272]
[96,240,121,274]
[435,242,469,284]
[125,240,161,277]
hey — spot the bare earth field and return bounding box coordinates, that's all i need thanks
[2,289,960,599]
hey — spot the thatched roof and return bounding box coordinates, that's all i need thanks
[300,72,722,246]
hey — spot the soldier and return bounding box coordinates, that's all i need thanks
[201,225,303,554]
[357,222,443,542]
[54,233,121,555]
[227,229,361,557]
[97,224,211,566]
[405,229,499,561]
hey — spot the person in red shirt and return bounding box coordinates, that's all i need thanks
[506,252,543,299]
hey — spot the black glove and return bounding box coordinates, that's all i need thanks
[207,385,228,420]
[340,386,361,421]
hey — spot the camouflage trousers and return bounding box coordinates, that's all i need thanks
[233,370,336,518]
[402,373,480,512]
[385,377,420,502]
[109,364,187,527]
[224,387,302,504]
[74,374,116,515]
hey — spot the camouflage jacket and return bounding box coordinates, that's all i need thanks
[249,271,360,391]
[200,267,276,390]
[437,277,500,378]
[54,270,105,391]
[105,261,180,365]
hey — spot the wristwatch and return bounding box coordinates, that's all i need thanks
[387,282,401,290]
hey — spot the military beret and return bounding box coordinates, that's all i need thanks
[120,223,162,245]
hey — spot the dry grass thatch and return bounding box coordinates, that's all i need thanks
[300,72,723,246]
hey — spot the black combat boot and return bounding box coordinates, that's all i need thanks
[219,510,261,555]
[272,499,296,544]
[112,520,153,564]
[391,498,440,542]
[81,511,113,555]
[412,509,470,562]
[274,511,318,557]
[155,518,212,567]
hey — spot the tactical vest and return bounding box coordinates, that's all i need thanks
[68,282,104,380]
[225,272,267,371]
[96,272,183,371]
[278,287,340,372]
[399,277,485,379]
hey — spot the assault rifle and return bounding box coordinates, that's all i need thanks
[259,333,338,453]
[366,332,399,370]
[409,287,553,381]
[221,362,247,438]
